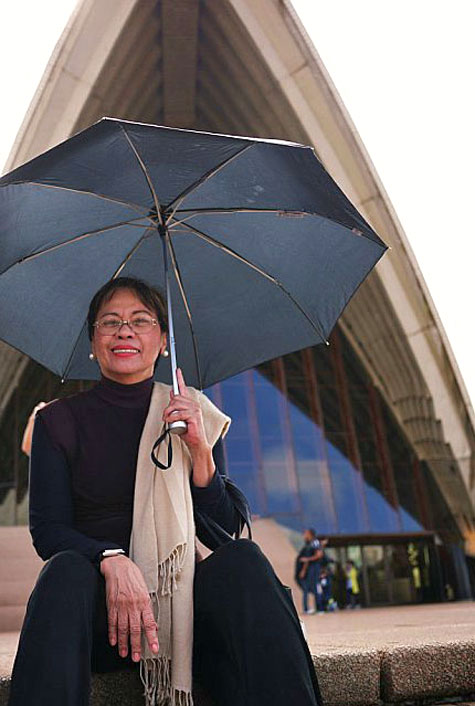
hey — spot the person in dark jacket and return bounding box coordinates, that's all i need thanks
[8,276,322,706]
[296,528,324,614]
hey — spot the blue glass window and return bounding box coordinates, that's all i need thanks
[288,398,335,534]
[208,373,264,516]
[253,370,299,516]
[324,435,363,533]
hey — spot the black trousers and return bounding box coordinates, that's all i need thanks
[8,539,322,706]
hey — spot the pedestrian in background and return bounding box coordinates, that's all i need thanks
[318,567,334,612]
[296,528,323,615]
[345,560,361,609]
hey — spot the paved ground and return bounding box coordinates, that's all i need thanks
[301,600,475,654]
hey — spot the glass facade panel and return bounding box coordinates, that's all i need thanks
[388,544,415,603]
[287,400,334,534]
[318,386,342,434]
[324,437,362,534]
[421,461,461,542]
[382,405,424,532]
[208,373,264,517]
[364,473,399,534]
[340,335,401,534]
[364,545,390,604]
[252,370,298,517]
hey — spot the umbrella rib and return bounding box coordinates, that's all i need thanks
[166,234,203,390]
[111,227,155,279]
[165,143,255,222]
[173,220,329,345]
[2,181,155,223]
[0,218,149,277]
[61,229,152,381]
[169,208,311,228]
[60,320,90,383]
[169,208,382,247]
[119,125,163,225]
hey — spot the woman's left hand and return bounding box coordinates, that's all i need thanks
[162,367,210,458]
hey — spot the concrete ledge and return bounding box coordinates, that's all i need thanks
[0,678,9,706]
[0,671,215,706]
[381,641,475,703]
[90,671,214,706]
[2,637,475,705]
[89,670,146,706]
[313,649,381,706]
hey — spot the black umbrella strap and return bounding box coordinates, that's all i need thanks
[151,425,173,470]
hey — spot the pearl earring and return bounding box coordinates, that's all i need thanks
[162,349,169,357]
[89,352,95,360]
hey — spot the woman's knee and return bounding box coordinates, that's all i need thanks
[215,537,259,557]
[35,550,98,595]
[214,539,273,577]
[20,551,100,642]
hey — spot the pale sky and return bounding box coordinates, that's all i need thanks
[1,1,474,409]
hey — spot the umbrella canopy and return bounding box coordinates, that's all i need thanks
[0,117,387,390]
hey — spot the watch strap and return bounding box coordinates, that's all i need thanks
[94,548,125,569]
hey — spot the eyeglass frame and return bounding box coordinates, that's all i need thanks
[92,315,160,336]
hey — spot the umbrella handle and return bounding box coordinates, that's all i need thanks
[169,419,187,435]
[168,333,187,436]
[161,223,187,436]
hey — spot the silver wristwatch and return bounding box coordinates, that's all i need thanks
[99,548,125,562]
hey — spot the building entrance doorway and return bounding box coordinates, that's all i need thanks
[327,536,441,607]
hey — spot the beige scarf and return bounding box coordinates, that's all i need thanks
[129,381,231,706]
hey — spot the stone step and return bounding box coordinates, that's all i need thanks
[1,630,475,705]
[0,526,43,631]
[0,580,34,608]
[380,641,475,703]
[0,669,215,706]
[0,526,37,554]
[0,558,42,582]
[0,608,26,635]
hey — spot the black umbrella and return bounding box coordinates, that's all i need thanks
[0,117,387,433]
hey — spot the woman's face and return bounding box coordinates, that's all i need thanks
[91,288,167,384]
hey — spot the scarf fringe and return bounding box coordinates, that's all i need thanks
[158,543,187,596]
[150,591,160,616]
[140,657,193,706]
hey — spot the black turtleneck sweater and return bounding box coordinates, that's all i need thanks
[29,374,237,564]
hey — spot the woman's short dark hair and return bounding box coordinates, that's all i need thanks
[87,276,168,341]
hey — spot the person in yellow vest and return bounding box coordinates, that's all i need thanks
[345,560,360,609]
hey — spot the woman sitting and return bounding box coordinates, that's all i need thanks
[8,275,322,706]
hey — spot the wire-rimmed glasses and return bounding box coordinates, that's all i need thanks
[93,315,159,336]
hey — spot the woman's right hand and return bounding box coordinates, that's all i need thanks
[100,555,159,662]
